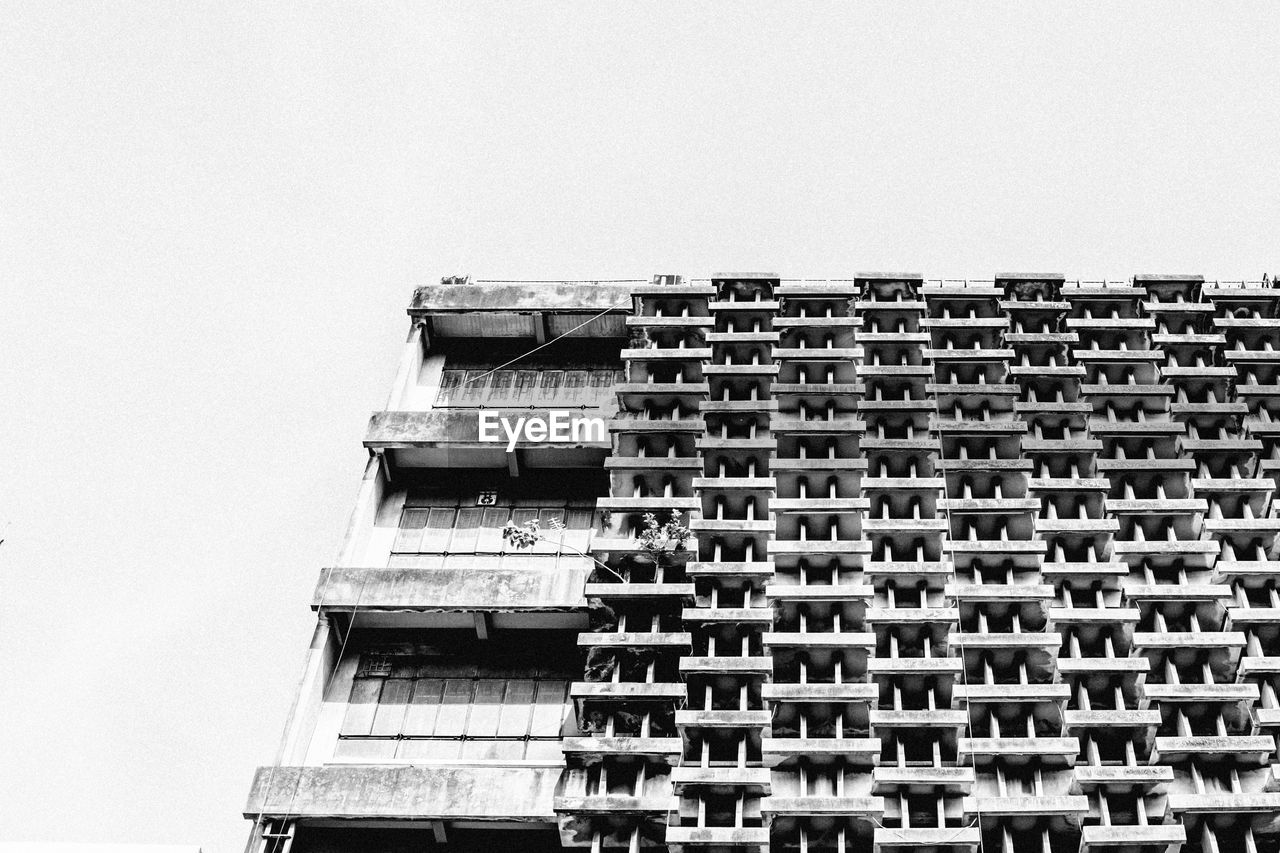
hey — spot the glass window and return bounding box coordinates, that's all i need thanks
[449,508,483,553]
[339,652,572,761]
[536,371,564,405]
[434,679,473,737]
[391,499,596,561]
[562,370,588,405]
[435,371,463,406]
[487,371,515,406]
[418,508,456,553]
[497,679,536,737]
[589,369,617,407]
[370,678,411,736]
[531,681,569,735]
[403,678,444,736]
[513,370,540,403]
[433,366,618,408]
[340,677,383,737]
[392,509,430,553]
[467,681,505,737]
[475,507,511,553]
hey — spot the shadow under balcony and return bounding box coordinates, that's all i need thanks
[313,561,591,631]
[366,409,612,471]
[244,763,561,821]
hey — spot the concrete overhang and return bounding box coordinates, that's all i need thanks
[996,272,1066,283]
[713,271,781,280]
[1134,274,1205,301]
[1079,824,1185,853]
[366,409,611,450]
[313,564,590,614]
[409,281,633,342]
[873,826,981,853]
[365,409,611,470]
[244,765,560,820]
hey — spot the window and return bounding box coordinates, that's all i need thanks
[386,473,607,569]
[336,648,573,762]
[434,367,621,408]
[390,499,597,567]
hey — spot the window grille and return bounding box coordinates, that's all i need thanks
[434,367,621,408]
[390,499,597,561]
[338,654,571,762]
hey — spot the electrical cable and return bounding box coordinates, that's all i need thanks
[460,299,632,387]
[244,564,369,853]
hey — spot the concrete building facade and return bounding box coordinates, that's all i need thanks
[245,273,1280,853]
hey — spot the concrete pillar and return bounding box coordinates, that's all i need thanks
[275,614,335,766]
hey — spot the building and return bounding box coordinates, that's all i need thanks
[244,273,1280,853]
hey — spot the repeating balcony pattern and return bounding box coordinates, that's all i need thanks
[248,273,1280,853]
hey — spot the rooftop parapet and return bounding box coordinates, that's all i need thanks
[409,278,637,341]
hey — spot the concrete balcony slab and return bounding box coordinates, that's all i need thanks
[1071,764,1173,791]
[1166,792,1280,815]
[762,736,881,766]
[561,737,682,760]
[665,826,769,849]
[872,766,975,794]
[763,795,884,817]
[554,794,673,815]
[1079,823,1184,853]
[314,564,590,613]
[675,709,771,729]
[958,736,1080,766]
[1150,735,1275,764]
[244,764,560,819]
[577,631,692,649]
[873,826,980,853]
[962,794,1088,819]
[671,766,771,794]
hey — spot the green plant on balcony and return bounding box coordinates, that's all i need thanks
[501,510,690,579]
[501,516,625,582]
[637,510,690,559]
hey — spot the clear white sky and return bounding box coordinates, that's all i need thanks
[0,847,200,853]
[1,2,1278,851]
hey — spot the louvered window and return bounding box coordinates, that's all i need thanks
[434,367,620,408]
[337,652,572,762]
[389,499,596,567]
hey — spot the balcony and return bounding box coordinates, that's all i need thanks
[873,826,981,853]
[313,564,590,625]
[665,826,770,849]
[244,764,560,819]
[1078,824,1185,853]
[409,279,634,342]
[366,409,611,469]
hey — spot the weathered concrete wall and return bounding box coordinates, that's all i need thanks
[244,765,560,819]
[398,353,445,411]
[365,409,612,450]
[334,457,393,569]
[277,617,338,766]
[410,282,633,313]
[313,564,591,611]
[384,324,427,410]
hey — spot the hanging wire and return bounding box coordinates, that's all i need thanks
[459,299,632,387]
[244,565,370,853]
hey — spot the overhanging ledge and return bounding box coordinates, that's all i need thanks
[313,564,591,612]
[244,765,560,820]
[365,409,613,451]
